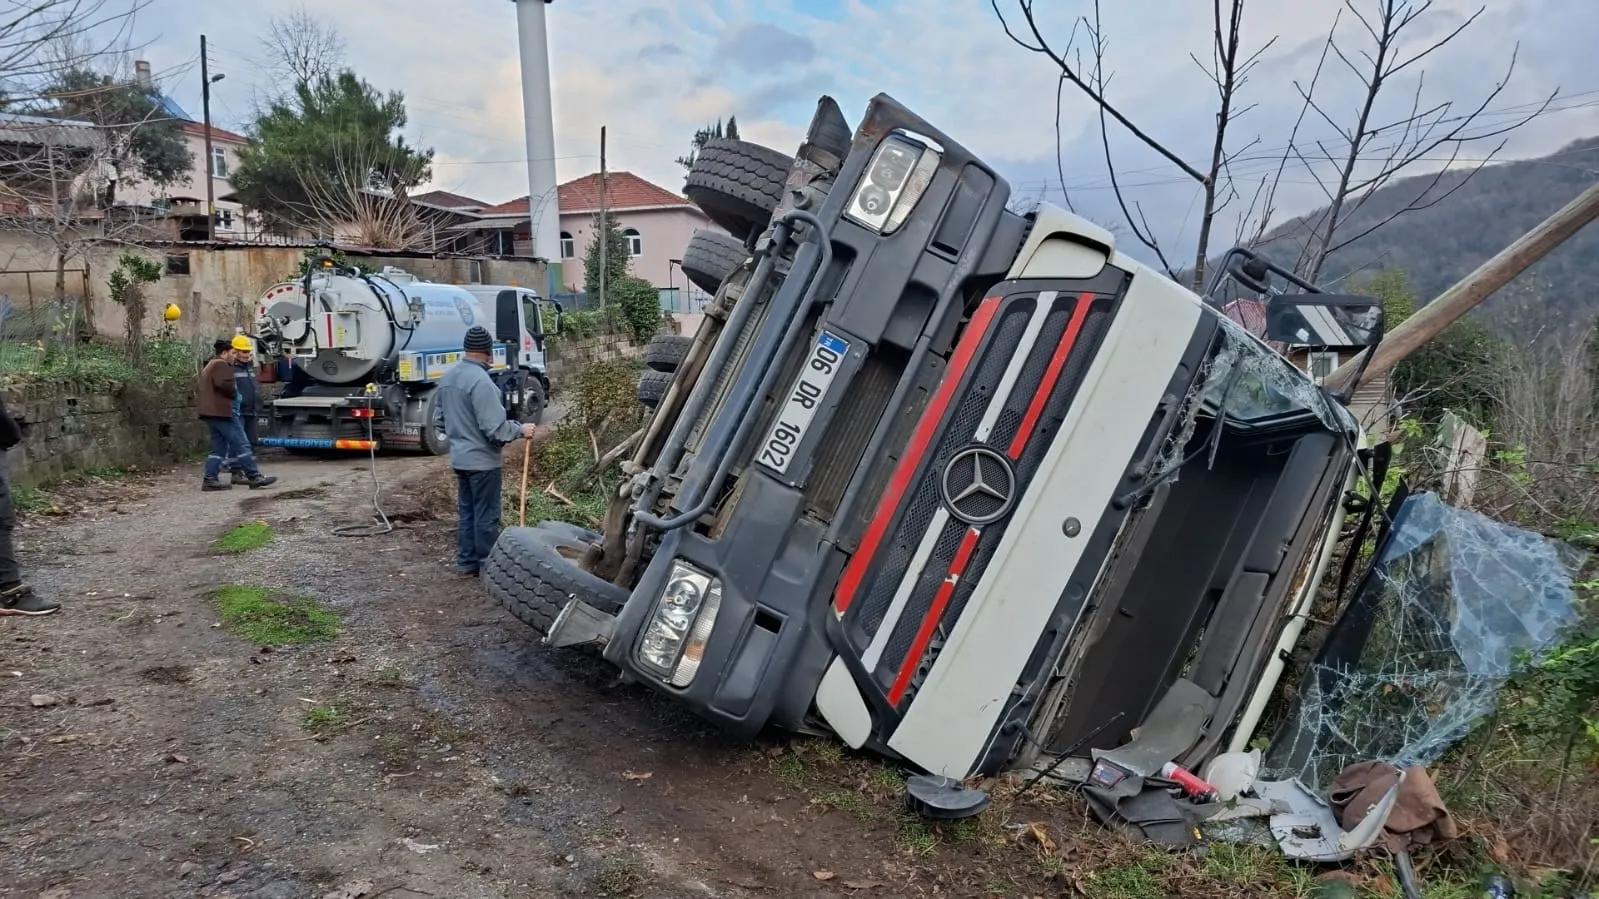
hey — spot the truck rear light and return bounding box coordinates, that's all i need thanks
[350,408,376,418]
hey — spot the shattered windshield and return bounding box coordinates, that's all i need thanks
[1261,492,1589,792]
[1202,315,1346,430]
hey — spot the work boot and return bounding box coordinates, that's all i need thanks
[0,584,60,616]
[202,478,233,491]
[246,473,278,490]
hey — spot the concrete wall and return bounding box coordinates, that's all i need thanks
[0,231,548,343]
[3,381,205,487]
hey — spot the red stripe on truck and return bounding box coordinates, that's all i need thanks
[887,526,981,705]
[832,296,1001,616]
[1006,292,1094,459]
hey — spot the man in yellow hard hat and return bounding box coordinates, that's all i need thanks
[197,336,276,491]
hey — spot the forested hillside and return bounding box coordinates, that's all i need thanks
[1254,136,1599,340]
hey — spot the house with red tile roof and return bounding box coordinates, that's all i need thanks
[451,171,725,295]
[113,113,256,240]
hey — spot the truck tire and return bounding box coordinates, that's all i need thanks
[534,520,603,546]
[521,376,547,425]
[644,334,693,373]
[637,368,673,408]
[418,389,448,456]
[483,526,627,637]
[681,230,747,295]
[684,139,794,242]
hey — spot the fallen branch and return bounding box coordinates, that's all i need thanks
[576,427,645,489]
[544,482,576,506]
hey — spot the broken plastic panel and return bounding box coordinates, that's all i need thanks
[1261,492,1589,792]
[1151,315,1347,483]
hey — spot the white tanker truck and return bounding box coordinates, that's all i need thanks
[251,258,561,454]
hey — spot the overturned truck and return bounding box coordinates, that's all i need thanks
[482,93,1387,782]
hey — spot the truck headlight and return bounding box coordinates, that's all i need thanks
[635,560,724,687]
[844,132,943,236]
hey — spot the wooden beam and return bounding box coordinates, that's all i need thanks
[1326,183,1599,390]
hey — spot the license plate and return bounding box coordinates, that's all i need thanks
[757,330,850,476]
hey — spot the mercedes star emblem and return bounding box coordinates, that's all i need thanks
[940,445,1017,526]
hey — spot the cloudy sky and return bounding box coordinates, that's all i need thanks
[138,0,1596,261]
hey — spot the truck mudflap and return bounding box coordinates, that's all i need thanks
[814,260,1217,779]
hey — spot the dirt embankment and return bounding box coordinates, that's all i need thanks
[3,455,1323,899]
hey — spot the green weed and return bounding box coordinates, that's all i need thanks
[212,521,274,553]
[302,704,344,731]
[212,584,339,645]
[10,485,52,514]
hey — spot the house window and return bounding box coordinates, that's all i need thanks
[559,231,574,259]
[215,208,234,231]
[210,147,228,178]
[623,228,643,257]
[1306,351,1339,385]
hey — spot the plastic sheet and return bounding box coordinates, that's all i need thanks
[1262,492,1589,792]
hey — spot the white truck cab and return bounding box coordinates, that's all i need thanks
[483,93,1386,786]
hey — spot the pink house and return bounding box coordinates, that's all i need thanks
[470,172,727,298]
[117,119,252,240]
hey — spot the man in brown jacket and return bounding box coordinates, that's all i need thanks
[199,336,276,491]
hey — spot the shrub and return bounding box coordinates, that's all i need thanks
[610,275,663,342]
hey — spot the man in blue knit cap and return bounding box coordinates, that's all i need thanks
[432,325,536,576]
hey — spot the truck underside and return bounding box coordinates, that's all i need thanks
[482,93,1366,782]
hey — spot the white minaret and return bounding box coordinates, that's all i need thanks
[513,0,561,264]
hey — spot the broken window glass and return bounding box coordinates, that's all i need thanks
[1152,314,1349,483]
[1261,491,1589,793]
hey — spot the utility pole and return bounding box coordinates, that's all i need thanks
[597,125,608,309]
[1326,182,1599,391]
[200,35,218,243]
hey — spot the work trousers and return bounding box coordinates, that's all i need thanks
[203,417,259,481]
[454,468,503,573]
[0,453,19,587]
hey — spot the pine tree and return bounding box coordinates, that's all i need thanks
[677,116,739,171]
[582,210,631,302]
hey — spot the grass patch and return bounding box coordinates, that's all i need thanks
[212,520,275,553]
[595,856,644,897]
[302,703,345,731]
[11,484,52,514]
[212,584,339,645]
[0,338,199,387]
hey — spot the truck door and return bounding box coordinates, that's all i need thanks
[494,289,521,365]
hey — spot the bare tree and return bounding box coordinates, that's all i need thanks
[1,0,177,344]
[1259,1,1556,282]
[993,0,1553,291]
[287,137,429,250]
[0,112,170,342]
[995,0,1276,288]
[0,0,149,94]
[258,7,346,88]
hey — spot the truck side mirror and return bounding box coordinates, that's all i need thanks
[552,301,566,335]
[1264,294,1384,348]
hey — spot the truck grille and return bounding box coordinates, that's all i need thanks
[803,351,902,521]
[848,291,1120,700]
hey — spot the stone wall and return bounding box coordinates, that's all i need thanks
[546,330,646,384]
[3,381,205,487]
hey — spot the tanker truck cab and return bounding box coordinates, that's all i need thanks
[458,284,565,420]
[489,93,1384,784]
[254,263,534,454]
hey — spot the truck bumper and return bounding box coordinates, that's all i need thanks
[594,474,839,739]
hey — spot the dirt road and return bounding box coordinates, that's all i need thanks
[1,454,1095,899]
